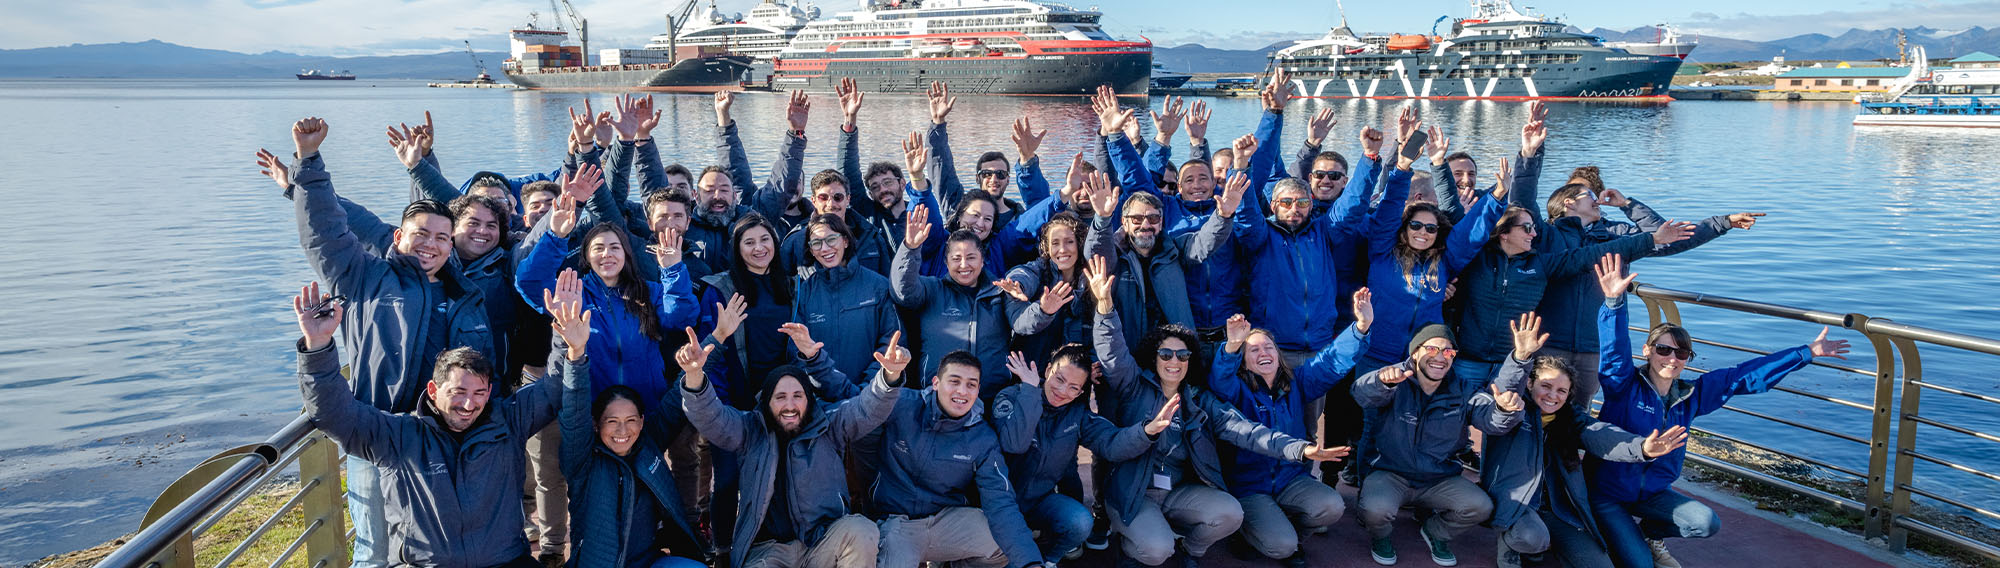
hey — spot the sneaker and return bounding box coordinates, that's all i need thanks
[1086,525,1112,551]
[1420,522,1458,567]
[1370,537,1398,566]
[1648,539,1683,568]
[1063,546,1084,561]
[1494,539,1521,568]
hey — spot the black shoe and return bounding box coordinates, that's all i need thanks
[1085,524,1112,550]
[1285,551,1308,568]
[1177,541,1201,568]
[535,553,563,568]
[1224,535,1258,560]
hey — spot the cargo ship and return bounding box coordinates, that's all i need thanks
[501,21,752,91]
[295,69,355,80]
[770,0,1152,96]
[1267,0,1682,100]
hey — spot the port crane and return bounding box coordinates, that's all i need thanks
[546,0,591,65]
[461,40,494,83]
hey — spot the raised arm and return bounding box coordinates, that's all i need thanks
[889,208,936,308]
[924,82,966,207]
[1351,364,1410,409]
[1087,254,1140,396]
[291,283,399,461]
[1594,255,1639,393]
[1509,102,1548,218]
[1468,383,1526,436]
[1292,106,1337,181]
[1690,328,1844,417]
[266,118,388,295]
[1442,180,1504,273]
[713,91,757,194]
[1296,289,1373,400]
[1209,316,1252,404]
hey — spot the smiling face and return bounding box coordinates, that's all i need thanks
[523,191,557,227]
[957,200,997,240]
[1273,186,1313,228]
[697,170,737,218]
[1647,333,1691,383]
[945,240,984,287]
[648,199,691,237]
[1043,224,1079,273]
[1403,209,1441,251]
[1122,200,1163,252]
[1530,368,1572,415]
[1042,362,1087,408]
[1562,188,1603,221]
[867,171,905,212]
[452,203,503,259]
[469,185,513,213]
[1177,162,1216,202]
[976,158,1011,194]
[1497,210,1538,254]
[395,213,454,275]
[807,224,848,269]
[1309,157,1346,199]
[811,180,850,220]
[427,368,491,432]
[585,231,627,284]
[1154,336,1191,385]
[1244,331,1282,383]
[738,225,776,274]
[767,375,809,434]
[1447,157,1478,192]
[1413,337,1456,382]
[597,398,643,456]
[933,363,981,418]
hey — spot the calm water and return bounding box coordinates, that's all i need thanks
[2,78,1998,563]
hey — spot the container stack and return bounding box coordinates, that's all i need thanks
[519,44,586,70]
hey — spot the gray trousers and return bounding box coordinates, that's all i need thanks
[1356,471,1493,541]
[523,420,568,555]
[1239,476,1346,559]
[1540,347,1602,411]
[877,507,1007,567]
[1112,484,1244,566]
[742,514,879,568]
[1500,509,1552,555]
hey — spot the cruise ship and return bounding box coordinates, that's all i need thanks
[770,0,1152,96]
[646,0,817,62]
[1268,0,1682,100]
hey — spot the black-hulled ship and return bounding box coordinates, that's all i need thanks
[771,0,1151,96]
[502,22,752,91]
[1268,0,1682,100]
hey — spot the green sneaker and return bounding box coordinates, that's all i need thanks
[1371,537,1398,565]
[1420,522,1458,567]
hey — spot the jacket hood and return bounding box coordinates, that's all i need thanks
[757,364,819,431]
[460,170,511,193]
[920,389,985,431]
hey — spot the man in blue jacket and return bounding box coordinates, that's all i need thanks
[1353,325,1518,567]
[290,280,564,568]
[682,328,912,568]
[867,351,1046,568]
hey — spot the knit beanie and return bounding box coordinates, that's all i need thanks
[1407,323,1456,358]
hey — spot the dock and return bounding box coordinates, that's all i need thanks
[425,82,518,89]
[1152,87,1259,97]
[1671,88,1859,102]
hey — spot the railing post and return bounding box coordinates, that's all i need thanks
[1851,315,1899,541]
[1887,335,1925,553]
[1637,290,1682,329]
[297,431,351,568]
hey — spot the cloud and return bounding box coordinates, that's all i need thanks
[1678,1,2000,40]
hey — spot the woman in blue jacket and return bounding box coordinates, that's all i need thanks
[1588,255,1848,568]
[516,203,696,407]
[791,213,901,384]
[889,203,1013,399]
[1208,290,1370,566]
[998,212,1087,368]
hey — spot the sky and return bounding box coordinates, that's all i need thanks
[8,0,1999,56]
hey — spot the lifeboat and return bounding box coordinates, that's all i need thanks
[1386,34,1432,51]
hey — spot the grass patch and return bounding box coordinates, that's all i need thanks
[30,477,348,568]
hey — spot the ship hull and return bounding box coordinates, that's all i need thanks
[505,56,751,91]
[772,52,1150,95]
[297,75,355,80]
[1276,51,1683,100]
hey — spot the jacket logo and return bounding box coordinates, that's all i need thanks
[807,312,828,324]
[895,440,912,455]
[1062,424,1078,434]
[425,461,448,475]
[648,456,663,474]
[950,453,973,461]
[1516,267,1539,275]
[943,307,965,317]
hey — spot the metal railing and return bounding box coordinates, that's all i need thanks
[1633,283,2000,561]
[88,282,2000,567]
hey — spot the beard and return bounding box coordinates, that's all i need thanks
[1130,232,1157,251]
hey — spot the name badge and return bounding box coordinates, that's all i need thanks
[1153,473,1173,490]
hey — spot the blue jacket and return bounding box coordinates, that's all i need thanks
[683,355,901,568]
[558,346,704,568]
[292,154,496,413]
[1094,308,1312,525]
[1477,355,1650,532]
[1535,207,1732,354]
[888,242,1012,399]
[1001,257,1092,369]
[297,340,559,568]
[1100,137,1235,335]
[991,382,1153,507]
[516,231,698,406]
[1360,167,1501,364]
[792,262,902,383]
[1589,297,1812,504]
[1353,360,1519,485]
[868,389,1043,568]
[1232,150,1376,350]
[1209,324,1368,497]
[776,209,892,278]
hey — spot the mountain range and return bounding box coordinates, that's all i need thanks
[4,25,1997,79]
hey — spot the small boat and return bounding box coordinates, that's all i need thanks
[296,69,356,80]
[1854,47,2000,128]
[1150,62,1193,89]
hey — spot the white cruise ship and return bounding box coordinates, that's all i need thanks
[646,0,818,62]
[770,0,1152,95]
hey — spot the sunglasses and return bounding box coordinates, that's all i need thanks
[1405,220,1439,234]
[813,192,848,202]
[1310,170,1346,181]
[977,169,1010,179]
[1156,348,1193,361]
[1274,197,1314,207]
[1124,213,1163,224]
[1651,344,1695,360]
[1418,344,1458,358]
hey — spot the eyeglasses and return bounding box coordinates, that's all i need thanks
[813,192,847,203]
[1651,344,1695,360]
[977,169,1010,179]
[1156,348,1193,361]
[1310,170,1346,181]
[1124,213,1163,225]
[869,177,904,191]
[1405,220,1439,234]
[807,237,844,250]
[1274,197,1314,208]
[1418,345,1458,358]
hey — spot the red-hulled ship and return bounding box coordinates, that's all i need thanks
[771,0,1151,96]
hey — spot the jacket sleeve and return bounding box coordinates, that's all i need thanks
[516,351,576,440]
[1108,136,1161,200]
[1290,140,1320,183]
[1469,387,1524,436]
[408,157,464,205]
[1142,139,1172,183]
[991,383,1044,454]
[1003,266,1056,336]
[1597,296,1637,395]
[557,346,598,479]
[1248,111,1284,212]
[1230,176,1274,251]
[973,445,1045,568]
[827,370,906,446]
[1574,412,1651,463]
[1190,137,1211,164]
[1015,155,1051,207]
[656,261,698,332]
[297,341,401,463]
[1093,306,1142,400]
[1431,160,1466,222]
[281,180,393,259]
[1508,147,1544,218]
[1082,412,1155,462]
[1619,198,1666,232]
[635,139,669,198]
[717,121,756,198]
[1490,355,1532,396]
[1543,233,1653,280]
[904,182,949,263]
[1326,151,1379,244]
[802,348,857,401]
[839,125,865,197]
[1083,211,1119,271]
[926,122,966,211]
[748,131,808,224]
[293,154,390,295]
[1688,345,1813,418]
[1180,202,1231,264]
[1207,347,1249,405]
[1648,214,1731,258]
[996,194,1061,265]
[571,146,621,231]
[1444,187,1504,273]
[513,231,568,314]
[1366,164,1412,255]
[604,139,635,207]
[1351,364,1404,409]
[1200,390,1310,462]
[681,367,756,454]
[1296,324,1368,401]
[889,242,932,308]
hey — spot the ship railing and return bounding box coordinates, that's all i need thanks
[89,283,2000,568]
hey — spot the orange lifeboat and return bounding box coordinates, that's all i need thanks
[1386,34,1433,51]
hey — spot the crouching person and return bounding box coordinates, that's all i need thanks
[1353,324,1512,567]
[291,281,561,568]
[868,350,1046,568]
[992,346,1177,564]
[1478,312,1688,568]
[680,328,911,568]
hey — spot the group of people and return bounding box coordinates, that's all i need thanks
[261,72,1850,568]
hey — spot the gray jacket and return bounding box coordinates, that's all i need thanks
[991,382,1153,507]
[297,340,560,568]
[888,241,1012,399]
[792,263,902,383]
[1354,361,1520,485]
[1476,356,1651,531]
